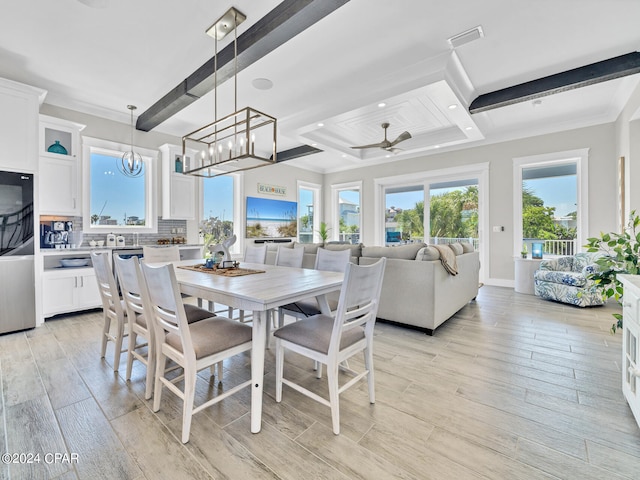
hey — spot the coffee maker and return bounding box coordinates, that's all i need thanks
[41,221,70,248]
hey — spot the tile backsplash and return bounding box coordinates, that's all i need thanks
[40,216,189,247]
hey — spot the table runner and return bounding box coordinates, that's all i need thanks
[178,264,265,277]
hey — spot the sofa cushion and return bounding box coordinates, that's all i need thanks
[415,246,440,261]
[449,243,464,255]
[460,242,475,253]
[362,243,424,260]
[534,270,587,287]
[294,242,324,254]
[324,243,362,258]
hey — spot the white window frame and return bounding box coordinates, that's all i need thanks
[198,171,243,256]
[331,180,363,243]
[374,163,489,282]
[82,136,157,233]
[512,148,588,257]
[297,180,322,243]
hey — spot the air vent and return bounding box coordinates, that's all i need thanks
[448,26,484,49]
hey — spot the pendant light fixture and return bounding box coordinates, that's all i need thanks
[182,7,277,178]
[118,104,144,178]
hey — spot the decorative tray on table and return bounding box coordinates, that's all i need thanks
[178,261,265,277]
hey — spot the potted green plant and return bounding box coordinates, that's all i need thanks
[521,243,528,259]
[316,221,331,243]
[585,210,640,332]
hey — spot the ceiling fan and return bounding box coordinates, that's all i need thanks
[351,122,412,153]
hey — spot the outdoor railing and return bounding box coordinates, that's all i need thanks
[429,236,480,250]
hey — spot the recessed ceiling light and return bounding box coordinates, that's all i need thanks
[448,104,458,110]
[252,78,273,90]
[317,123,324,127]
[341,154,347,158]
[465,126,473,131]
[378,102,386,108]
[434,145,440,149]
[385,154,392,158]
[311,143,317,147]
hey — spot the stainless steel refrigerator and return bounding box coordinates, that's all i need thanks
[0,170,35,334]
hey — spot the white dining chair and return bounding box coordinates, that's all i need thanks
[91,251,127,372]
[274,245,304,268]
[114,255,213,400]
[277,247,350,328]
[243,243,268,264]
[141,262,252,444]
[232,244,269,323]
[274,257,386,435]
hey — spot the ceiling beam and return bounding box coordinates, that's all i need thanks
[274,144,323,162]
[137,0,350,132]
[469,52,640,114]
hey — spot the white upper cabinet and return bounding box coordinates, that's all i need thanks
[0,78,46,173]
[159,143,196,220]
[39,115,85,215]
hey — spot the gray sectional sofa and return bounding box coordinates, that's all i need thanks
[260,241,480,334]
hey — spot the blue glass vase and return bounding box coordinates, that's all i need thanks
[47,140,68,155]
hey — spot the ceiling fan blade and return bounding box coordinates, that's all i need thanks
[389,131,412,146]
[385,147,404,153]
[350,142,387,149]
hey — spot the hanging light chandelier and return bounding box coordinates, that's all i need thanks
[182,7,277,178]
[118,105,144,177]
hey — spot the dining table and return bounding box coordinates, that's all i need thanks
[172,259,344,433]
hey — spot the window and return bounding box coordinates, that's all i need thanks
[513,149,588,257]
[201,173,241,254]
[385,185,424,244]
[83,137,156,232]
[332,181,361,244]
[374,163,488,281]
[297,181,321,244]
[429,179,478,248]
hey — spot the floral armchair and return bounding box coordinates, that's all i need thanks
[533,252,605,307]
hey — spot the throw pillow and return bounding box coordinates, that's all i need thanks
[449,243,464,255]
[460,242,474,253]
[415,246,440,261]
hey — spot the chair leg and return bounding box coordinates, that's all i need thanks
[315,361,322,379]
[327,360,340,435]
[152,351,167,412]
[181,371,197,444]
[275,339,284,402]
[227,306,233,318]
[144,339,155,401]
[112,318,124,372]
[100,314,110,359]
[277,308,285,329]
[125,331,137,381]
[364,345,375,404]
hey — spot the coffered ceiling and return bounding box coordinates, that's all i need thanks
[1,0,639,173]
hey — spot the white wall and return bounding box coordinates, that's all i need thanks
[615,82,640,220]
[323,123,618,284]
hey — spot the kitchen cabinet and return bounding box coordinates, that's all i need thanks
[619,274,640,429]
[41,249,105,318]
[0,78,45,173]
[159,143,196,220]
[39,115,85,215]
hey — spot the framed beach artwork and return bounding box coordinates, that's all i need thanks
[245,196,298,238]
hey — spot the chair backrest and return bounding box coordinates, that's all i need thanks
[244,244,268,264]
[140,262,194,359]
[114,255,152,334]
[142,245,180,263]
[275,245,304,268]
[314,247,351,273]
[330,257,387,353]
[91,251,125,318]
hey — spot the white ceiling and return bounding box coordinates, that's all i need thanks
[2,0,640,173]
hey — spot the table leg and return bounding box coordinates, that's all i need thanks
[251,309,267,433]
[316,294,331,315]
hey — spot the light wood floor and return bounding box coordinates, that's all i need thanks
[1,286,639,479]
